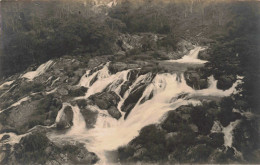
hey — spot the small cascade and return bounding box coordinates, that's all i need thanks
[55,103,70,123]
[67,105,87,135]
[0,80,14,89]
[222,120,240,148]
[191,75,242,97]
[167,46,207,64]
[211,120,242,158]
[0,132,29,147]
[22,60,54,81]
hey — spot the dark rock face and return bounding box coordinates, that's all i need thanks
[89,91,120,110]
[184,70,208,90]
[117,103,239,164]
[0,133,99,165]
[216,75,236,90]
[0,94,62,134]
[217,97,242,127]
[0,135,10,141]
[56,106,74,130]
[107,106,122,120]
[122,84,147,119]
[233,118,259,161]
[119,70,139,97]
[80,108,98,129]
[121,73,155,119]
[88,91,122,119]
[68,86,88,97]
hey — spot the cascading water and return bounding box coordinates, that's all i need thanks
[48,46,241,164]
[167,46,207,64]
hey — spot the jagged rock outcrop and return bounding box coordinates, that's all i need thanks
[121,73,155,119]
[80,107,98,129]
[216,75,236,90]
[89,91,122,119]
[0,132,99,165]
[56,106,74,130]
[184,70,208,90]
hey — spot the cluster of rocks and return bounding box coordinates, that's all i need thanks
[0,132,98,165]
[117,101,258,164]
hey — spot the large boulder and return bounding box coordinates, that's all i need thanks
[89,91,122,120]
[80,107,98,129]
[68,86,88,97]
[233,118,259,161]
[107,106,122,120]
[216,75,236,90]
[89,91,120,110]
[121,84,147,119]
[56,106,74,130]
[1,132,99,165]
[184,70,209,90]
[1,95,62,134]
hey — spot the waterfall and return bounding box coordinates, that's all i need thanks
[22,60,54,81]
[167,46,207,64]
[48,46,241,164]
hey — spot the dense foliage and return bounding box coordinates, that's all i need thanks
[0,1,117,77]
[0,0,242,77]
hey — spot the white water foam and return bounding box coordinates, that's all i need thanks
[0,80,14,90]
[48,68,239,164]
[167,46,207,64]
[0,96,30,114]
[22,60,53,81]
[48,46,241,164]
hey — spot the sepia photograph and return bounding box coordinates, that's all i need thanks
[0,0,259,164]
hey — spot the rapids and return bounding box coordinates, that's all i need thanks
[22,60,54,81]
[47,46,241,164]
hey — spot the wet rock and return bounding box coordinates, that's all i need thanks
[68,76,81,85]
[122,84,147,119]
[119,70,139,97]
[28,125,52,134]
[80,108,98,129]
[120,81,131,97]
[107,106,122,120]
[68,86,88,97]
[162,111,184,132]
[184,70,208,90]
[216,75,236,90]
[89,91,120,110]
[3,132,99,165]
[0,134,10,141]
[56,106,73,130]
[74,68,85,77]
[57,87,68,96]
[75,99,93,109]
[233,118,259,160]
[61,143,99,164]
